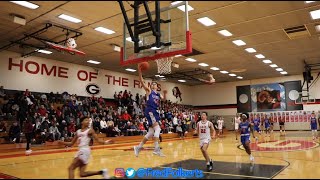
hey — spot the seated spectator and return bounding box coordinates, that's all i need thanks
[127,122,138,136]
[100,117,107,134]
[92,117,101,133]
[38,105,47,118]
[9,121,21,143]
[49,123,61,141]
[122,110,131,121]
[61,126,69,141]
[106,124,118,137]
[138,122,147,135]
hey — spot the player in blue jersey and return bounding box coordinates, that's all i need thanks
[238,113,255,162]
[310,112,318,140]
[264,115,271,137]
[252,115,261,142]
[134,63,165,157]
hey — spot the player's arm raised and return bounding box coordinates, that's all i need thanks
[138,63,151,94]
[90,128,114,145]
[210,122,216,139]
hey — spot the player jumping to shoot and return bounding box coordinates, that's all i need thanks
[134,63,165,157]
[58,117,113,179]
[197,112,216,171]
[238,113,255,162]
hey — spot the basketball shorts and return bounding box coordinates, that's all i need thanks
[265,124,270,129]
[145,109,160,126]
[75,147,91,164]
[254,126,260,132]
[200,138,211,148]
[241,135,250,145]
[234,123,239,130]
[311,124,317,130]
[279,122,285,126]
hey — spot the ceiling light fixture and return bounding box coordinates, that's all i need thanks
[262,59,272,64]
[35,49,52,54]
[232,40,246,46]
[255,54,265,59]
[171,1,194,12]
[197,17,216,26]
[245,48,256,53]
[185,58,197,62]
[310,9,320,20]
[94,27,115,34]
[10,1,39,9]
[125,68,136,72]
[58,14,82,23]
[87,60,101,64]
[198,63,209,67]
[218,30,232,37]
[210,67,220,71]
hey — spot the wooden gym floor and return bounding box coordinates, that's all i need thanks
[0,131,319,179]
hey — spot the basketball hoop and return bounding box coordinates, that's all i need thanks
[156,56,173,74]
[154,42,184,74]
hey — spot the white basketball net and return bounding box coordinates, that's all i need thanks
[156,56,173,74]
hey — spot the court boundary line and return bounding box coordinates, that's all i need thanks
[159,165,269,179]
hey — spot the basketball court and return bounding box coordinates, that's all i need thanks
[1,132,320,179]
[1,1,320,179]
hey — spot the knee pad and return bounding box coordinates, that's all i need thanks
[154,125,161,138]
[145,127,154,140]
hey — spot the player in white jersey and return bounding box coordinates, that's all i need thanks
[197,112,216,171]
[58,117,113,179]
[233,113,241,140]
[217,117,224,137]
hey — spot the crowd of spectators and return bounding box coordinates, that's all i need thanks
[0,86,198,144]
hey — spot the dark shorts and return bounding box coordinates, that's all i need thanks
[311,124,317,130]
[254,126,260,132]
[279,122,285,126]
[265,124,270,129]
[145,110,160,126]
[241,135,250,145]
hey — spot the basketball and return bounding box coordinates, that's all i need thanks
[66,38,77,49]
[139,62,150,71]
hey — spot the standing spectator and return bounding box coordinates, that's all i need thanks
[24,118,34,153]
[9,121,21,143]
[172,114,178,133]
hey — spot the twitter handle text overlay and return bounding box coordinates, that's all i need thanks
[125,167,204,178]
